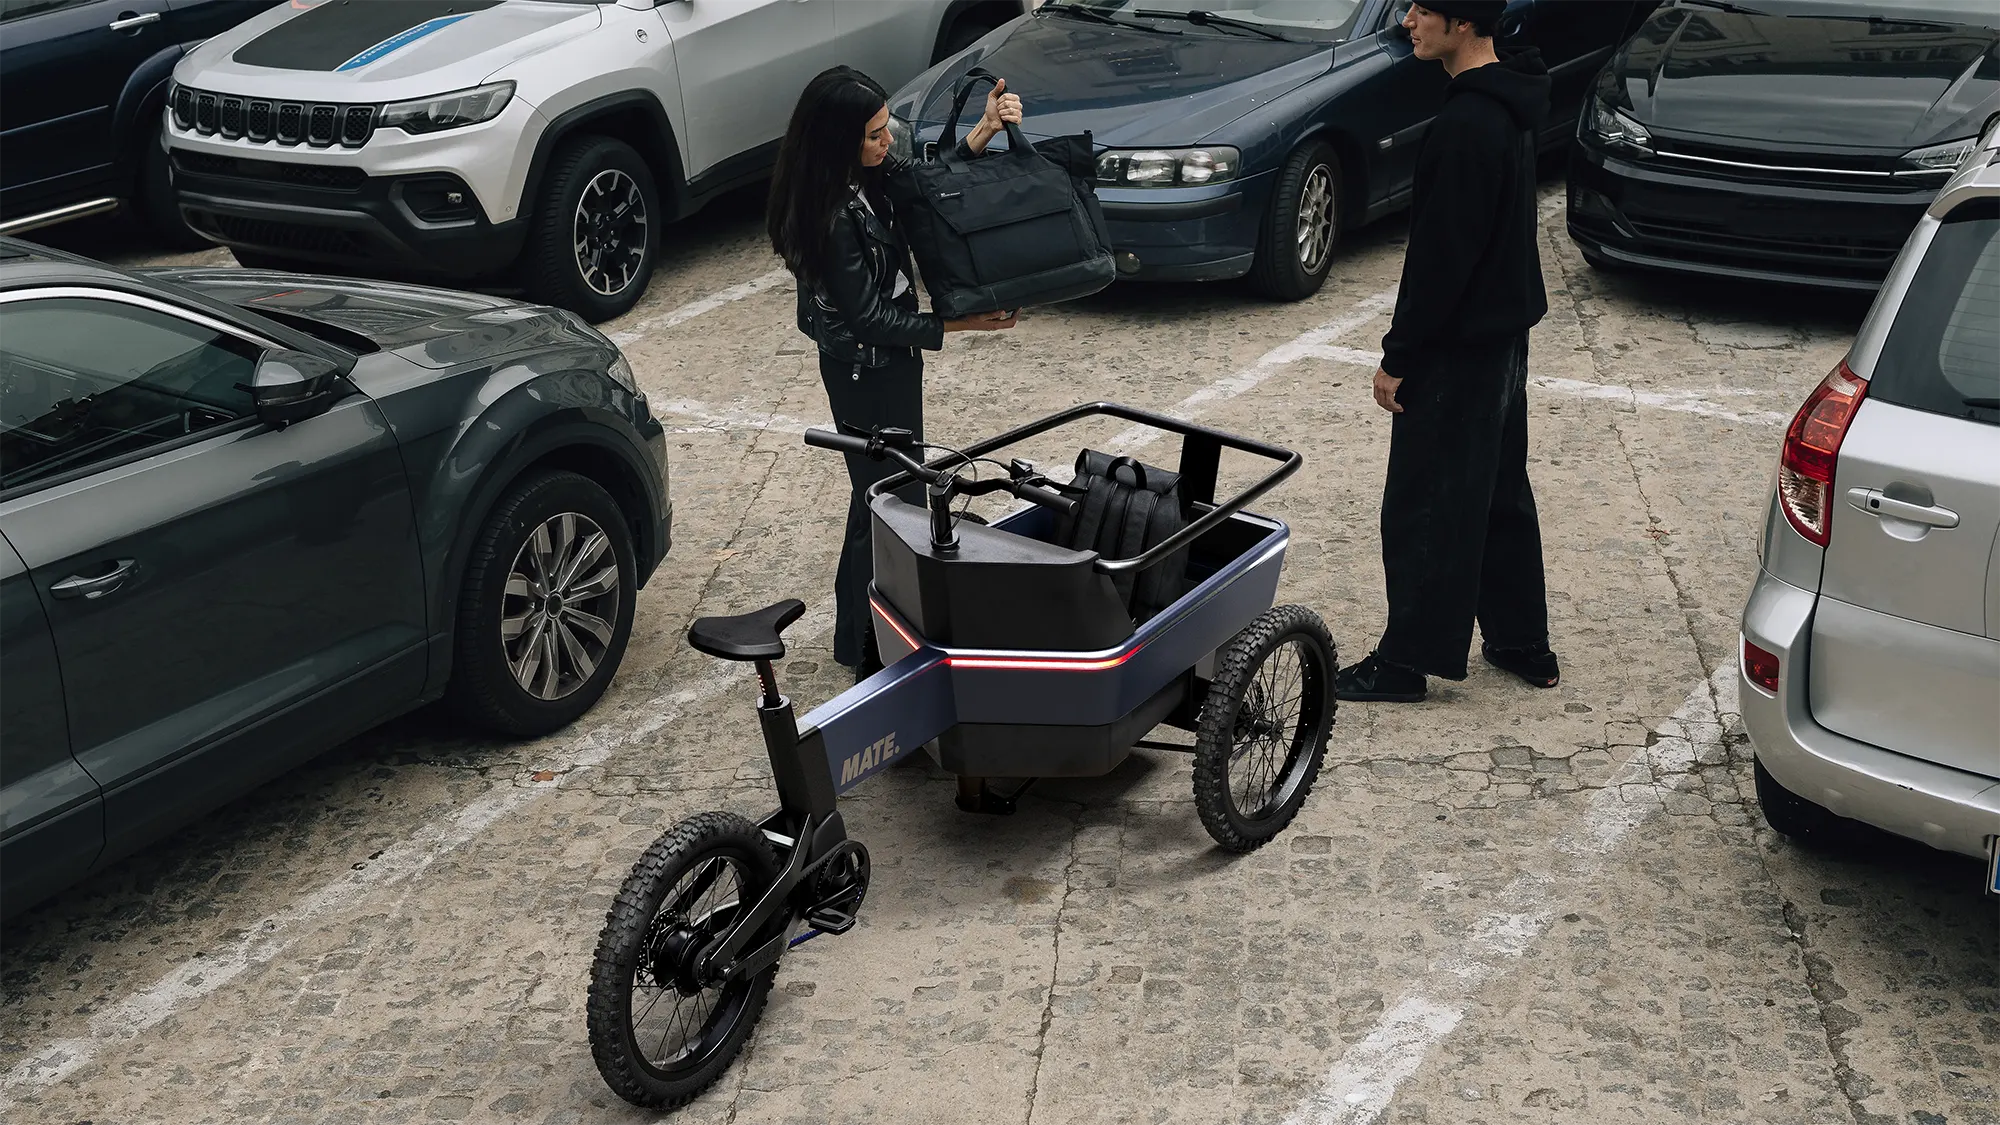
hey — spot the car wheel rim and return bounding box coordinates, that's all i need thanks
[502,511,621,701]
[1296,163,1336,275]
[573,168,649,297]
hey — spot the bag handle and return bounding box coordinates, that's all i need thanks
[941,66,1030,156]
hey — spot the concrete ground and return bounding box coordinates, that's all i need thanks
[2,179,1994,1125]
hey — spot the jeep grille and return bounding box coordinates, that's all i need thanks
[176,86,376,150]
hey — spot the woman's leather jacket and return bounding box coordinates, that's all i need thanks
[794,147,974,369]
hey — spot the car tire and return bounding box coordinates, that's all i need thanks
[1249,140,1340,302]
[1753,756,1857,849]
[448,469,637,737]
[138,123,213,251]
[524,135,660,323]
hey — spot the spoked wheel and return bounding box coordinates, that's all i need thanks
[588,812,783,1109]
[1192,605,1336,852]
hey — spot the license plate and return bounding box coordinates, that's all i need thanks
[1988,837,2000,896]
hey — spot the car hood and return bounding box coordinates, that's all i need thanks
[175,0,600,102]
[137,269,595,375]
[891,14,1333,148]
[1616,7,2000,150]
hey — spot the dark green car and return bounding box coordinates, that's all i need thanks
[0,237,670,918]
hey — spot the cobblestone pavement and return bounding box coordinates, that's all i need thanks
[3,180,1995,1125]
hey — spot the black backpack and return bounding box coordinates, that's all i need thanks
[1054,450,1190,623]
[887,69,1115,319]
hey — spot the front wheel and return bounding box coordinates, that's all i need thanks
[524,135,660,322]
[1248,141,1340,302]
[446,470,636,736]
[588,812,783,1110]
[138,123,213,251]
[1192,605,1336,852]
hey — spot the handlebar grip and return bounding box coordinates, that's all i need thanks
[804,428,873,456]
[1015,482,1078,518]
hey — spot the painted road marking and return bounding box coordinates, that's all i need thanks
[1283,663,1740,1125]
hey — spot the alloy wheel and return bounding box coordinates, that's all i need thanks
[502,511,621,700]
[573,168,649,297]
[1295,163,1336,275]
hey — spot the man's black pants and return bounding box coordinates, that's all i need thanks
[1376,334,1549,680]
[819,351,924,669]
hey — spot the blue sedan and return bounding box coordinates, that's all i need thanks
[890,0,1655,299]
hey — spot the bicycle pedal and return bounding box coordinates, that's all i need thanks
[803,906,858,935]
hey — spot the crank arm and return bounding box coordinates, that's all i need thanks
[696,811,851,981]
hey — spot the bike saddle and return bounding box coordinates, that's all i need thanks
[687,598,807,661]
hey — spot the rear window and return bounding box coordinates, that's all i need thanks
[1873,197,1999,427]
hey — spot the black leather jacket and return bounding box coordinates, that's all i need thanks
[794,149,972,369]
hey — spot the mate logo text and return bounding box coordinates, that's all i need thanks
[839,732,899,786]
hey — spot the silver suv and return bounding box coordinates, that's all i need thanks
[1740,121,2000,891]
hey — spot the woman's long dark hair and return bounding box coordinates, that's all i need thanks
[768,66,890,292]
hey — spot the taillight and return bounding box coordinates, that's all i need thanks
[1777,360,1868,546]
[1743,637,1780,694]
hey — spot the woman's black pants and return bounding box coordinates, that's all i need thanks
[819,350,924,669]
[1375,335,1550,680]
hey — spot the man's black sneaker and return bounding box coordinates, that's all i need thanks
[1335,651,1427,703]
[1482,642,1561,688]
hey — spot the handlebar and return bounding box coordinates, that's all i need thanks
[803,427,1078,540]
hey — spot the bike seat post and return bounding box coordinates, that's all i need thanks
[752,658,782,710]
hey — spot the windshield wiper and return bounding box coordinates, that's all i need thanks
[1042,3,1179,33]
[1678,0,1770,15]
[1133,8,1299,41]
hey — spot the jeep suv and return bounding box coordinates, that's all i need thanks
[1740,120,2000,889]
[163,0,1030,320]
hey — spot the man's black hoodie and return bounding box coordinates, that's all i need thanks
[1379,49,1550,379]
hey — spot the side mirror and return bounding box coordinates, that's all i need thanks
[252,349,345,429]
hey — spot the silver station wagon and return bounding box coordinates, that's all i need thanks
[1739,121,2000,891]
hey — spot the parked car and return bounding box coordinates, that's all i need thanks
[161,0,1032,321]
[888,0,1657,301]
[0,0,279,244]
[0,237,670,917]
[1569,0,2000,291]
[1738,122,1999,887]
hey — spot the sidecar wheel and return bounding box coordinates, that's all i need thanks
[1191,605,1336,852]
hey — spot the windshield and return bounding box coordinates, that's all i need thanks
[1682,0,2000,29]
[1051,0,1363,39]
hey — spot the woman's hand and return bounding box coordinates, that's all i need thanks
[944,309,1019,332]
[965,79,1024,155]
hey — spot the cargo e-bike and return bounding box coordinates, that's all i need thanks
[586,403,1336,1109]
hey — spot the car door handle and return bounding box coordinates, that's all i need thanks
[109,11,161,30]
[1846,487,1959,529]
[51,559,137,600]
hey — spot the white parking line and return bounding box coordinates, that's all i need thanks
[607,268,793,347]
[1292,343,1791,426]
[1283,663,1739,1125]
[0,602,834,1103]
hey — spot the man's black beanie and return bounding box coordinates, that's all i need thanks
[1420,0,1506,28]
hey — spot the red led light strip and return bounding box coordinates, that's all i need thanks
[869,595,1142,673]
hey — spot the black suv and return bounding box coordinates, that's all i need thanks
[0,0,278,243]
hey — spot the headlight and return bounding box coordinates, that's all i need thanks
[1587,98,1651,154]
[889,113,915,163]
[1900,135,1976,175]
[1095,147,1240,188]
[379,81,514,135]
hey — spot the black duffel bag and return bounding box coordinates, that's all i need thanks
[888,69,1115,318]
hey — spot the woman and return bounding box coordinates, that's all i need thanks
[769,66,1024,681]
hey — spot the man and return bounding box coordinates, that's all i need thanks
[1335,0,1559,703]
